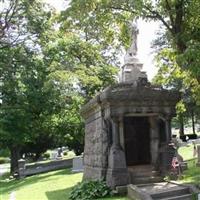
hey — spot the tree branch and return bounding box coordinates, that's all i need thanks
[165,0,175,32]
[143,5,173,33]
[107,5,137,14]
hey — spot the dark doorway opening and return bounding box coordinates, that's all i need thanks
[124,117,151,166]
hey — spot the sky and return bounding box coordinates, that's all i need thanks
[44,0,159,80]
[137,19,159,80]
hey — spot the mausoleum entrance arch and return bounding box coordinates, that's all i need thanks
[123,116,151,166]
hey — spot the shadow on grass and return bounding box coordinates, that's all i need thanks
[180,159,200,184]
[0,172,10,181]
[0,169,72,195]
[46,188,128,200]
[46,187,73,200]
[182,166,200,183]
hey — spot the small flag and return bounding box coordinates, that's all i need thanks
[171,157,179,169]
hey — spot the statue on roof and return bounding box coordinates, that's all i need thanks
[124,20,139,64]
[129,21,139,56]
[121,20,148,83]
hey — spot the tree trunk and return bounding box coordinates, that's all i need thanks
[34,152,41,161]
[191,110,196,134]
[10,146,20,175]
[179,114,184,136]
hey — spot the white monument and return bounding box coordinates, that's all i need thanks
[121,21,147,83]
[72,156,83,172]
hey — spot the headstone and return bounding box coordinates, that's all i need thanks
[18,159,26,178]
[72,156,83,172]
[57,147,62,157]
[51,151,57,160]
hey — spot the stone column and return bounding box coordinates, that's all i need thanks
[165,117,172,143]
[159,144,176,175]
[106,117,128,188]
[149,116,159,170]
[111,117,120,146]
[119,116,125,150]
[160,116,175,175]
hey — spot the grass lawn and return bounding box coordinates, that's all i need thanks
[180,159,200,184]
[0,169,128,200]
[1,145,198,200]
[178,144,194,161]
[177,144,200,185]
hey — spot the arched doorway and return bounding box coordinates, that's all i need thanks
[124,116,151,166]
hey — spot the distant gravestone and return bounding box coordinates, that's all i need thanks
[18,159,26,178]
[57,148,62,157]
[51,152,57,160]
[72,156,83,172]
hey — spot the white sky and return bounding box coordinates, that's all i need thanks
[45,0,159,80]
[137,19,159,80]
[44,0,69,10]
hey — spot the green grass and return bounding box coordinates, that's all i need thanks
[0,169,128,200]
[179,159,200,185]
[2,146,197,200]
[176,145,200,185]
[178,144,194,161]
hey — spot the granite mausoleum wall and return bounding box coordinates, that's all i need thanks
[83,107,109,180]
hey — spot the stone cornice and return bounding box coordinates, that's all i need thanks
[80,83,180,119]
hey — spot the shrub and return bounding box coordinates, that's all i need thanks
[42,152,50,159]
[69,180,112,200]
[0,157,10,164]
[0,149,10,157]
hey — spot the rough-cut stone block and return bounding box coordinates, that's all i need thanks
[83,165,107,180]
[106,168,129,189]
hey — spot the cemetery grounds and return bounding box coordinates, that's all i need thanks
[0,144,199,200]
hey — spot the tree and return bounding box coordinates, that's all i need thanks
[41,32,118,154]
[0,0,51,48]
[59,0,135,65]
[61,0,200,137]
[62,0,200,96]
[0,0,53,174]
[0,46,59,173]
[0,0,119,175]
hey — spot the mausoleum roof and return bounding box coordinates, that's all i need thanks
[81,80,180,119]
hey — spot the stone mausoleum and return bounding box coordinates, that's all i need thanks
[80,23,180,188]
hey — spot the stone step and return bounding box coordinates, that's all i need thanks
[129,170,160,177]
[151,187,190,199]
[128,165,154,172]
[131,176,163,184]
[159,193,192,200]
[127,183,195,200]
